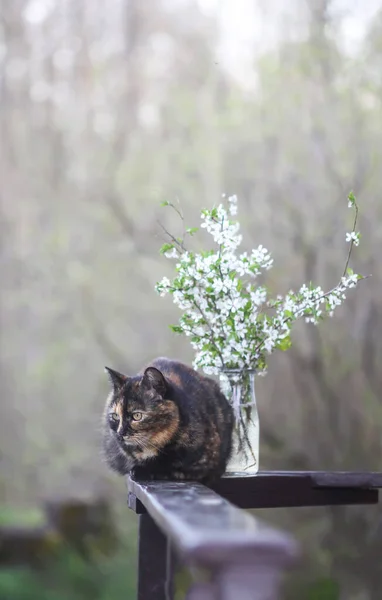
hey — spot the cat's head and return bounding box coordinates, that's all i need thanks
[104,366,180,456]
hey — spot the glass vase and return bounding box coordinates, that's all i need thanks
[219,369,259,475]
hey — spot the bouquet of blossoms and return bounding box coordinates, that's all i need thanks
[155,193,363,378]
[155,192,365,473]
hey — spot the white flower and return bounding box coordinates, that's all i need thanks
[164,247,179,259]
[347,274,358,288]
[250,287,267,307]
[228,195,238,216]
[282,295,296,313]
[345,231,360,246]
[235,322,246,337]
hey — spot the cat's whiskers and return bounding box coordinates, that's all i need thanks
[134,435,165,455]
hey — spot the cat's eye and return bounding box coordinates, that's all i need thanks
[132,412,143,421]
[110,412,120,422]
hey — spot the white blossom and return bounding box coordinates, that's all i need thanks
[164,247,179,259]
[156,193,363,375]
[228,194,238,216]
[346,231,360,246]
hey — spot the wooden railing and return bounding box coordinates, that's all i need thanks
[127,471,382,600]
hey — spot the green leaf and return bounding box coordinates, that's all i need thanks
[348,191,356,204]
[186,227,198,236]
[276,335,292,351]
[160,200,170,207]
[244,300,252,314]
[346,267,354,276]
[160,243,174,255]
[169,325,183,334]
[284,310,294,319]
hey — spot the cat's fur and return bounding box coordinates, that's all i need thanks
[102,357,233,483]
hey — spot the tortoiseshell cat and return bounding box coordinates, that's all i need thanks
[102,357,233,483]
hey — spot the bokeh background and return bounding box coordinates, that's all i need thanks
[1,0,382,598]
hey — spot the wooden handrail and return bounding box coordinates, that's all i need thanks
[128,477,298,600]
[127,471,381,599]
[211,471,382,509]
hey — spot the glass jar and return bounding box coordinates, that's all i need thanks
[219,369,259,475]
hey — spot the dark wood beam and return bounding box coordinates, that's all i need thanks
[211,471,382,509]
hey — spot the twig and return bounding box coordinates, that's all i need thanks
[343,202,358,277]
[157,221,187,252]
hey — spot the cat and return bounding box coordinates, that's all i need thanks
[102,357,233,483]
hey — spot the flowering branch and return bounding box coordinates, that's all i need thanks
[155,193,366,377]
[192,297,226,368]
[343,191,359,277]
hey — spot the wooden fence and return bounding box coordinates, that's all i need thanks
[128,471,382,600]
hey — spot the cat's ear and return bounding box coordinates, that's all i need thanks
[104,367,128,391]
[141,367,167,397]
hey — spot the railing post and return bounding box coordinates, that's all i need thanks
[215,562,286,600]
[186,557,290,600]
[186,582,216,600]
[138,513,174,600]
[186,560,288,600]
